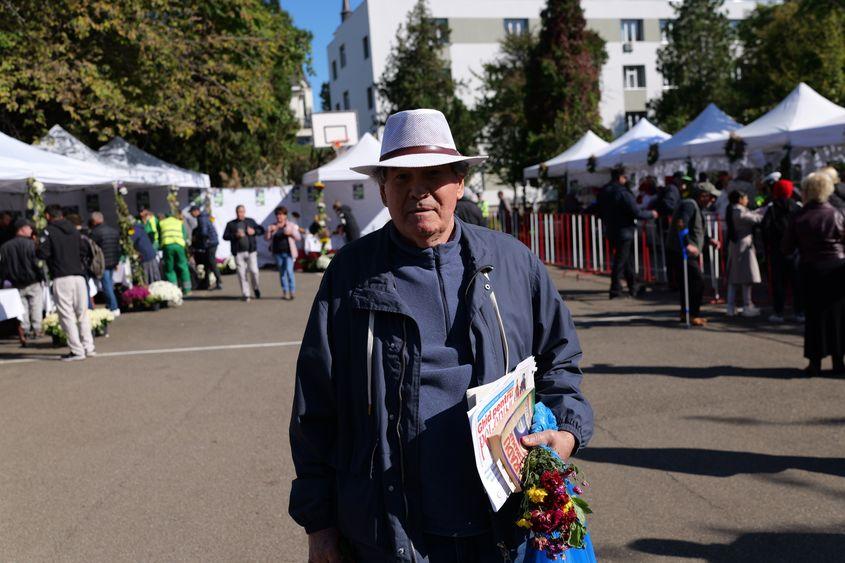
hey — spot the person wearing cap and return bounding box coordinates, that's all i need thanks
[668,183,722,326]
[189,205,222,290]
[597,165,658,299]
[762,179,803,323]
[0,218,44,343]
[289,109,591,562]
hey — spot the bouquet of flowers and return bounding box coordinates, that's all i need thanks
[120,285,153,310]
[43,309,115,344]
[516,403,594,561]
[148,281,183,306]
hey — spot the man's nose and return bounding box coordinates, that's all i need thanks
[409,182,431,199]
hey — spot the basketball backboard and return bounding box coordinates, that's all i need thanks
[312,111,360,149]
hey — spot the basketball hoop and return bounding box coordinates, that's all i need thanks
[331,140,343,150]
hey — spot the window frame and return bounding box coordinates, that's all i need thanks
[331,60,338,81]
[621,19,644,43]
[362,35,369,59]
[366,86,374,110]
[342,90,350,111]
[339,44,346,68]
[625,112,647,130]
[504,18,528,36]
[623,65,646,90]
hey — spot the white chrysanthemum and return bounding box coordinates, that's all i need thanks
[148,281,183,306]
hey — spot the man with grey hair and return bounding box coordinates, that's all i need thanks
[89,211,122,314]
[289,109,591,561]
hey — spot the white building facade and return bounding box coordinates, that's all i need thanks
[326,0,767,138]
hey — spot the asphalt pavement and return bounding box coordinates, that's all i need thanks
[0,267,842,562]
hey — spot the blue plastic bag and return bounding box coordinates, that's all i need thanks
[519,403,597,562]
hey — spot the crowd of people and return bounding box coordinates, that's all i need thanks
[0,197,363,357]
[592,164,845,375]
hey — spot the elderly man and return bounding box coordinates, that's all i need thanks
[222,205,264,301]
[289,109,592,562]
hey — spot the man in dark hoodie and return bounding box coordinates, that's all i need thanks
[40,205,95,361]
[189,205,222,290]
[89,211,122,314]
[0,218,43,342]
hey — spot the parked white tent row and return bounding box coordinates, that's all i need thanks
[524,131,608,179]
[35,125,210,188]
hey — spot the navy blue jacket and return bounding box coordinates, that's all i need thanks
[131,222,157,262]
[289,219,592,560]
[194,212,219,248]
[598,182,653,241]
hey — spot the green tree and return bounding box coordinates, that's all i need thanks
[476,32,537,188]
[649,0,736,132]
[377,0,478,153]
[319,81,332,111]
[523,0,607,165]
[0,0,311,185]
[733,0,845,122]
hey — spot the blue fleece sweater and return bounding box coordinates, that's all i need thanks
[389,220,490,536]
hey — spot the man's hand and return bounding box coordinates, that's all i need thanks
[709,238,721,250]
[308,528,343,563]
[686,243,700,258]
[246,226,256,236]
[651,210,659,219]
[236,229,245,238]
[521,430,577,461]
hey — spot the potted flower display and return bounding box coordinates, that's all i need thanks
[43,309,116,346]
[148,281,183,307]
[120,285,159,312]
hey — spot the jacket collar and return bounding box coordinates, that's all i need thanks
[350,218,493,315]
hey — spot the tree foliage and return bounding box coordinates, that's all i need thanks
[319,81,332,112]
[377,0,478,154]
[523,0,607,165]
[733,0,845,122]
[650,0,736,132]
[476,32,536,188]
[0,0,311,185]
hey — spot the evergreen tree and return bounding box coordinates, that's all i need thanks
[377,0,478,153]
[319,82,332,111]
[477,32,537,188]
[650,0,736,132]
[733,0,844,122]
[523,0,607,165]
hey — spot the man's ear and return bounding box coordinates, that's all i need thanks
[456,178,465,200]
[379,183,387,206]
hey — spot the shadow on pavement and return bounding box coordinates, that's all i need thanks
[629,532,845,562]
[585,363,813,379]
[685,415,845,426]
[577,447,845,478]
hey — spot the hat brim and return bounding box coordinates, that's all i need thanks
[350,153,487,177]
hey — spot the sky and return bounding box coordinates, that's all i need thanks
[280,0,364,110]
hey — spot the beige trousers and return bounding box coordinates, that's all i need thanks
[52,276,94,356]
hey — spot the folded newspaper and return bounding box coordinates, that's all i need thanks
[466,356,537,511]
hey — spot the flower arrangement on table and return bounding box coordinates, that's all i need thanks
[148,280,183,307]
[516,403,594,561]
[43,309,115,345]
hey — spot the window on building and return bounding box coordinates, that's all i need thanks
[332,60,337,81]
[335,103,340,111]
[659,19,673,43]
[625,112,647,130]
[504,18,528,35]
[621,19,644,43]
[366,86,374,110]
[363,35,369,59]
[343,90,350,110]
[431,18,450,45]
[623,65,646,89]
[340,44,346,68]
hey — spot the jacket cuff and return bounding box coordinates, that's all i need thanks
[557,422,584,455]
[304,515,338,535]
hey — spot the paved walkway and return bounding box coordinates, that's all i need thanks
[0,268,842,561]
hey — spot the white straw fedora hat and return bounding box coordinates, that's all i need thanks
[350,108,486,177]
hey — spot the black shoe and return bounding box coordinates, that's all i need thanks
[61,353,85,362]
[805,361,821,377]
[631,285,646,298]
[609,291,623,300]
[254,288,261,299]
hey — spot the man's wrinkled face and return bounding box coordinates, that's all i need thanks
[380,164,464,248]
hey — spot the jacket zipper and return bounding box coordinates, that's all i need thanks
[396,318,409,521]
[465,265,510,374]
[434,249,451,333]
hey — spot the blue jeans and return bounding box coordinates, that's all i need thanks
[274,253,295,294]
[101,268,119,311]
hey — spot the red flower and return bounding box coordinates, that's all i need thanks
[540,470,564,491]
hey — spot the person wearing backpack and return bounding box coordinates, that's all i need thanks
[89,212,122,314]
[762,179,803,323]
[40,205,95,361]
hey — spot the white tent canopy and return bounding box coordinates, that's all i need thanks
[0,129,117,191]
[525,131,609,180]
[660,104,742,161]
[592,119,670,171]
[302,132,381,185]
[98,137,210,188]
[786,114,845,150]
[693,83,845,157]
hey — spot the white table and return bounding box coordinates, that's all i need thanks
[0,288,25,321]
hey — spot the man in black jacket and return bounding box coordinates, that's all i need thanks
[454,194,486,226]
[222,205,264,301]
[41,205,95,361]
[190,205,222,290]
[598,167,657,298]
[0,219,43,341]
[89,212,121,313]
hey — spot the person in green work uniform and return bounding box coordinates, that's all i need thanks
[140,208,159,250]
[158,211,191,295]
